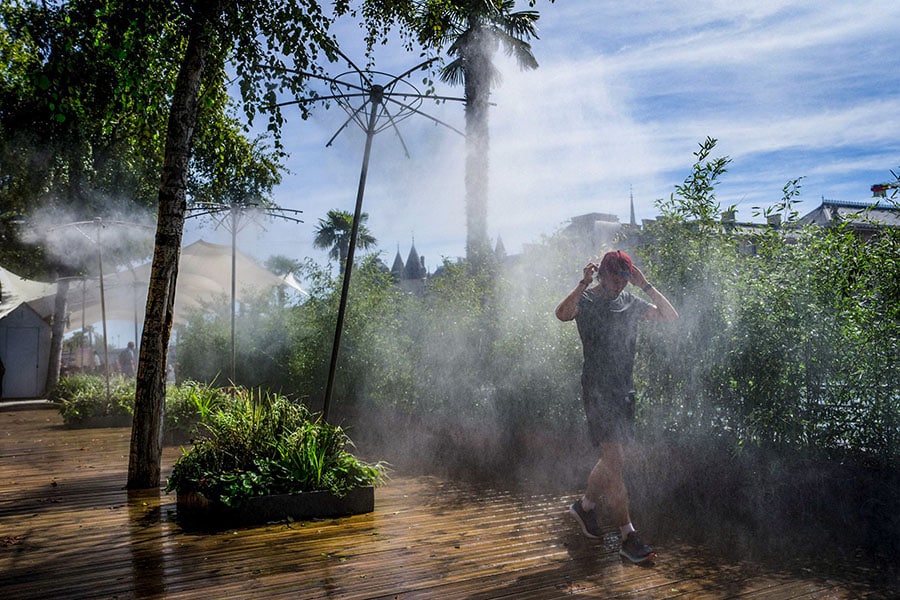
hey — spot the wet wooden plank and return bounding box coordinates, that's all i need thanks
[0,407,893,600]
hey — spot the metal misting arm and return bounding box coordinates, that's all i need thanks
[377,102,412,158]
[327,99,375,147]
[271,91,369,109]
[381,94,466,137]
[258,65,371,95]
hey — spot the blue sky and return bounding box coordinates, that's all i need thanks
[185,0,900,272]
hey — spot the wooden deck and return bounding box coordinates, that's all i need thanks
[1,405,894,599]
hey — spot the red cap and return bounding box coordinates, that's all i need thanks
[599,250,633,277]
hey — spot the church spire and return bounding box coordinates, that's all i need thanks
[494,234,507,259]
[390,243,404,279]
[404,236,426,280]
[629,186,636,226]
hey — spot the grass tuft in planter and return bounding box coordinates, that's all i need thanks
[165,390,386,524]
[163,380,234,442]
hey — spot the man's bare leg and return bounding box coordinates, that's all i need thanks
[585,441,630,527]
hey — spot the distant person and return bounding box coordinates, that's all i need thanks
[118,342,136,378]
[555,250,679,564]
[93,351,102,374]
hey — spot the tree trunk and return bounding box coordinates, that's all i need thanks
[127,6,217,489]
[464,26,493,270]
[46,276,69,392]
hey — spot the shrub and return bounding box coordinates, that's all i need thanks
[54,374,135,423]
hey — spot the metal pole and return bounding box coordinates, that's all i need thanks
[96,219,111,402]
[131,268,139,355]
[80,280,86,366]
[322,86,382,421]
[230,205,237,384]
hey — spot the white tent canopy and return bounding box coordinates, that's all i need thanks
[2,239,304,333]
[65,239,305,333]
[0,265,56,322]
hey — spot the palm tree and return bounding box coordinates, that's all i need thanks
[264,254,303,278]
[264,254,304,304]
[313,209,377,275]
[418,1,540,268]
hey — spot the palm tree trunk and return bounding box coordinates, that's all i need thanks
[127,3,219,489]
[339,243,348,276]
[464,26,493,269]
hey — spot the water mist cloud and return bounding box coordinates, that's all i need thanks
[22,201,156,272]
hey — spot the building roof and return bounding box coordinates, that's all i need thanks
[797,199,900,230]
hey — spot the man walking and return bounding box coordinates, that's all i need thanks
[555,250,678,564]
[119,341,136,378]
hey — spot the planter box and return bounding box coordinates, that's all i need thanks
[162,428,194,447]
[65,415,132,429]
[176,486,375,530]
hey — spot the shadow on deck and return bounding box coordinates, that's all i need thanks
[1,407,896,599]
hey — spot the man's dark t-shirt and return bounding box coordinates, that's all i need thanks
[575,290,651,398]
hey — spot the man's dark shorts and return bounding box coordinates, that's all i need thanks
[582,385,636,447]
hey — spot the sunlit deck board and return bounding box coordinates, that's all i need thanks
[1,407,894,599]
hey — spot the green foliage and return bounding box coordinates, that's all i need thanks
[633,141,898,465]
[393,259,496,419]
[726,217,899,458]
[292,246,582,441]
[173,252,413,409]
[53,374,136,423]
[165,390,385,506]
[489,253,584,433]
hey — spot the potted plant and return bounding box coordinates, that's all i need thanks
[166,390,386,529]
